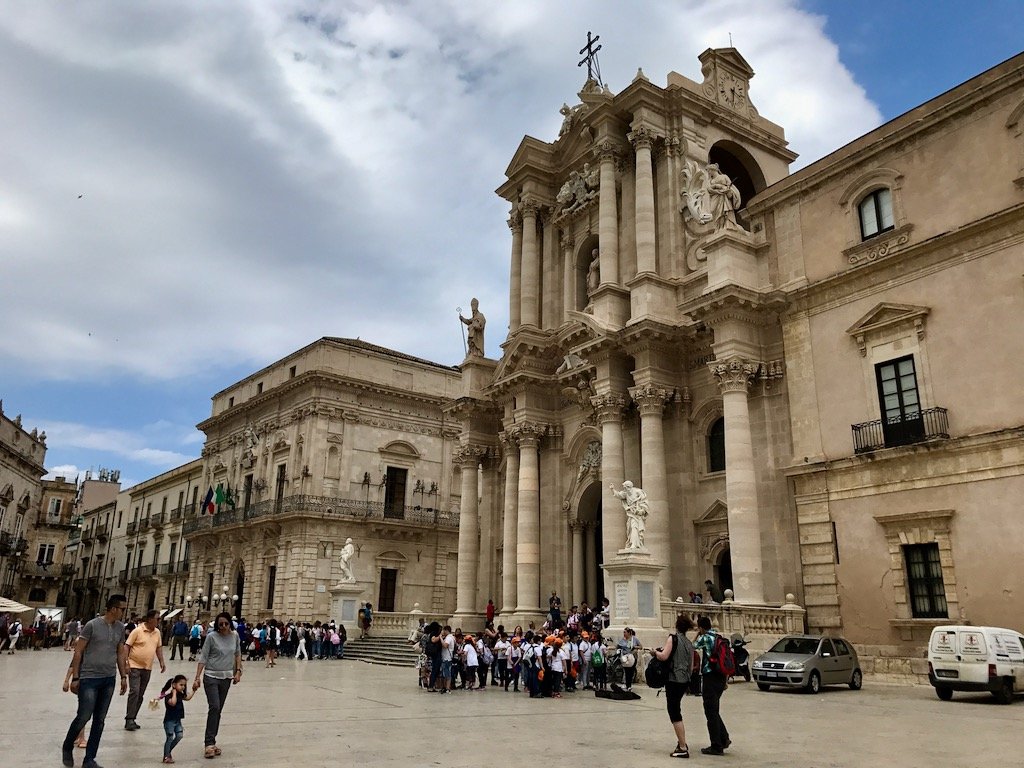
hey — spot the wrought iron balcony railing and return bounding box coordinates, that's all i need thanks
[852,407,949,454]
[182,495,459,535]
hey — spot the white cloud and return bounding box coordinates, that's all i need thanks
[0,0,882,383]
[44,465,83,482]
[32,419,195,471]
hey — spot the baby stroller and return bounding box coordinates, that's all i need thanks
[246,637,265,662]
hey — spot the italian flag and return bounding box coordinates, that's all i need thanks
[201,486,215,515]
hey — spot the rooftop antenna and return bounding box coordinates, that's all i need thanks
[729,32,733,47]
[578,31,604,87]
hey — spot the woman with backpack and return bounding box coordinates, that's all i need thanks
[653,614,698,759]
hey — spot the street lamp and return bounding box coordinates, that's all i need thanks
[185,588,207,619]
[212,585,238,611]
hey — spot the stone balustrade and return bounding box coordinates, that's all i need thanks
[660,592,806,639]
[366,605,449,637]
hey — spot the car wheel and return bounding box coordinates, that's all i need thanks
[935,686,953,701]
[806,671,821,694]
[849,668,863,690]
[757,682,771,691]
[993,679,1014,705]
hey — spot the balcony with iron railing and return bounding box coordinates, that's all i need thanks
[150,512,165,529]
[852,407,950,454]
[35,513,77,530]
[95,522,109,542]
[169,503,195,523]
[21,561,77,578]
[0,532,29,556]
[126,521,138,536]
[138,517,151,533]
[182,494,460,536]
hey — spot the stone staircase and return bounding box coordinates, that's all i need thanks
[343,636,419,667]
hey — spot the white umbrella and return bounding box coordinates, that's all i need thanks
[0,597,33,614]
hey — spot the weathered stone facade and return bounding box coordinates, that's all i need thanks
[0,401,48,600]
[445,46,1024,660]
[183,338,464,622]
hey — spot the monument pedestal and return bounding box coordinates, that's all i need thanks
[602,548,667,647]
[330,582,366,624]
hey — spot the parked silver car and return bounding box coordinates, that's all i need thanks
[752,635,863,693]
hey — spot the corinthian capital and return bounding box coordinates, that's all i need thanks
[589,392,627,423]
[592,138,622,164]
[710,358,759,394]
[509,421,545,448]
[518,196,542,219]
[454,444,487,467]
[627,125,656,151]
[628,384,671,415]
[507,210,523,234]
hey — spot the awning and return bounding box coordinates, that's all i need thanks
[0,597,33,614]
[161,608,183,620]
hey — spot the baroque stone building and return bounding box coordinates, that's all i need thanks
[183,338,464,623]
[17,475,78,607]
[0,401,48,599]
[444,46,1024,661]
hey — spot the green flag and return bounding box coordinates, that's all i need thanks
[215,483,226,509]
[226,483,236,511]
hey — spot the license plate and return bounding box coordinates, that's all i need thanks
[763,672,778,678]
[935,669,958,679]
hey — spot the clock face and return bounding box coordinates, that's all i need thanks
[718,75,744,107]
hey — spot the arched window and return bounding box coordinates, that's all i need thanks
[707,418,726,473]
[858,188,894,240]
[28,587,47,602]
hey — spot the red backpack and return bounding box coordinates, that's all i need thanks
[708,633,736,677]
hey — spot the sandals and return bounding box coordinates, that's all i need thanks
[204,747,217,759]
[163,757,175,764]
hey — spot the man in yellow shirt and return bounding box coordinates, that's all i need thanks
[124,609,166,731]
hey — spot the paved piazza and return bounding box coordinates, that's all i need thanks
[1,651,1020,767]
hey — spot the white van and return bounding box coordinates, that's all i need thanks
[928,625,1024,704]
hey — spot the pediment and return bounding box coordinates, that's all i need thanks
[696,499,728,524]
[0,483,13,504]
[699,47,755,79]
[846,303,929,356]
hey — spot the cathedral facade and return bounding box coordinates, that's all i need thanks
[447,47,1024,659]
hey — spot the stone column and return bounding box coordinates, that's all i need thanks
[519,199,541,327]
[508,212,523,331]
[499,433,519,614]
[594,140,620,286]
[584,524,597,606]
[571,520,585,606]
[711,358,764,604]
[513,423,544,614]
[629,126,657,274]
[591,393,626,575]
[478,453,499,610]
[561,232,574,321]
[454,446,483,617]
[629,384,671,565]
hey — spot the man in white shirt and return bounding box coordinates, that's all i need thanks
[579,633,593,690]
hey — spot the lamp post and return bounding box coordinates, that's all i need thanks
[185,588,207,620]
[211,585,238,612]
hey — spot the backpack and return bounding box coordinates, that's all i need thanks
[707,633,736,677]
[591,644,605,667]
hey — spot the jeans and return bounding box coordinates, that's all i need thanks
[126,668,152,722]
[579,661,591,689]
[202,676,232,747]
[337,640,345,659]
[63,676,116,763]
[312,639,322,658]
[163,719,184,758]
[701,672,730,749]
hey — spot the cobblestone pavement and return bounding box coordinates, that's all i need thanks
[1,650,1021,768]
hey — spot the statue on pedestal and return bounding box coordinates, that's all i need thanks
[680,159,742,230]
[610,480,649,550]
[459,298,486,358]
[338,537,356,583]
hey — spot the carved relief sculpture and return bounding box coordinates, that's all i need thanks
[611,480,649,550]
[556,164,600,215]
[680,159,742,230]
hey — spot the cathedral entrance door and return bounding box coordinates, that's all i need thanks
[234,569,245,619]
[575,482,604,607]
[378,568,397,612]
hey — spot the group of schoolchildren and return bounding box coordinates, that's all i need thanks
[415,616,635,699]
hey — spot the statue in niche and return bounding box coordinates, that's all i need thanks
[338,537,356,583]
[459,298,486,357]
[610,480,649,550]
[587,248,600,294]
[680,159,742,230]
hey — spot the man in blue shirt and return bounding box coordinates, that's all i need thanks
[169,617,189,660]
[694,616,731,756]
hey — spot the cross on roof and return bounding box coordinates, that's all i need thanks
[577,30,603,86]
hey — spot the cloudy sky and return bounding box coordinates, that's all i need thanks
[2,0,1021,488]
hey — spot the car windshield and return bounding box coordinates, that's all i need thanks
[769,637,820,655]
